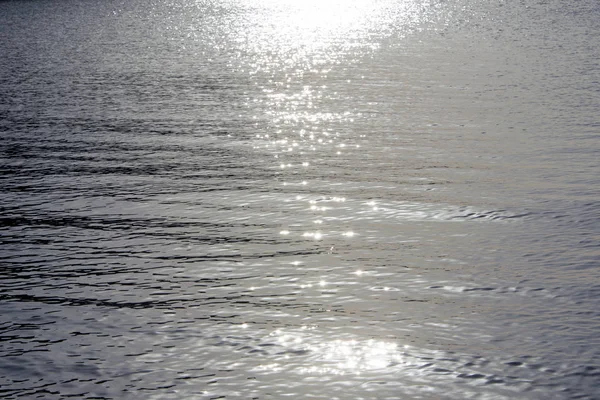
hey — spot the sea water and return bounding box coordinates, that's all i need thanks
[1,0,599,399]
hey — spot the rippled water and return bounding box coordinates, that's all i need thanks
[1,0,599,399]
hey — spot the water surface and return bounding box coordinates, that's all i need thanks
[1,0,599,399]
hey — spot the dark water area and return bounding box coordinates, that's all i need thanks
[1,0,599,399]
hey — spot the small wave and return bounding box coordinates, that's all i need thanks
[363,201,532,223]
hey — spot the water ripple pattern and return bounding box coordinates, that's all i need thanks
[1,0,599,399]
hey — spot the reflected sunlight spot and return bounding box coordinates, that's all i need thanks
[367,200,379,211]
[343,231,355,237]
[255,363,283,372]
[268,327,407,375]
[280,230,290,235]
[303,231,323,240]
[301,325,317,330]
[306,338,401,374]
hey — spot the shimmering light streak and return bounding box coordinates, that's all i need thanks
[262,329,404,375]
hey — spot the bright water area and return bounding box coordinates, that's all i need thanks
[1,0,599,399]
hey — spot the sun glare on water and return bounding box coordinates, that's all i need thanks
[230,0,411,61]
[255,328,407,375]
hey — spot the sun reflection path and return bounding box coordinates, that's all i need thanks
[239,0,434,384]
